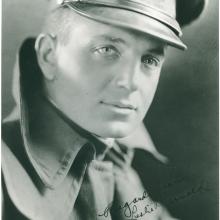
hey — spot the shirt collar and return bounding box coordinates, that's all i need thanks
[24,94,93,188]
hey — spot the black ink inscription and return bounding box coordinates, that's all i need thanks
[167,182,211,204]
[98,190,159,219]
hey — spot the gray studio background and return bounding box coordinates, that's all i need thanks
[2,0,218,219]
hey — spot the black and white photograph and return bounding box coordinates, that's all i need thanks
[2,0,219,219]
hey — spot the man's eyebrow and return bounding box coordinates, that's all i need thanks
[93,35,128,45]
[147,46,167,56]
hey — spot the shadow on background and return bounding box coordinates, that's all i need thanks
[2,0,219,219]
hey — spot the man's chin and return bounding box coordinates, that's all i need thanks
[93,123,137,139]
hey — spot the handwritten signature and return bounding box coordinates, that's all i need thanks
[166,181,211,204]
[98,180,211,218]
[98,190,159,219]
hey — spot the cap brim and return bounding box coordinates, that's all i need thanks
[66,2,187,50]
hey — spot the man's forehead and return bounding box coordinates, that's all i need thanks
[89,32,166,49]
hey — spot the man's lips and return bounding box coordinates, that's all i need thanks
[100,101,137,110]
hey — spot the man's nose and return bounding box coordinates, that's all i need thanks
[114,60,140,92]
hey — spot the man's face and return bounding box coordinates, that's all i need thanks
[48,14,166,138]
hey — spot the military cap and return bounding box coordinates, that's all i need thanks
[50,0,206,50]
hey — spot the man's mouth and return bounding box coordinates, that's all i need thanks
[100,101,137,111]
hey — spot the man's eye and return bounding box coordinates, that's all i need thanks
[94,46,119,57]
[142,55,160,68]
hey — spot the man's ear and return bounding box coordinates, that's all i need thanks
[35,33,57,81]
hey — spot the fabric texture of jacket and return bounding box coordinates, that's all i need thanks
[2,39,178,220]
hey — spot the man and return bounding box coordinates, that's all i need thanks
[2,0,206,219]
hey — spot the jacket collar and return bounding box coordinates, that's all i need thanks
[4,38,167,189]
